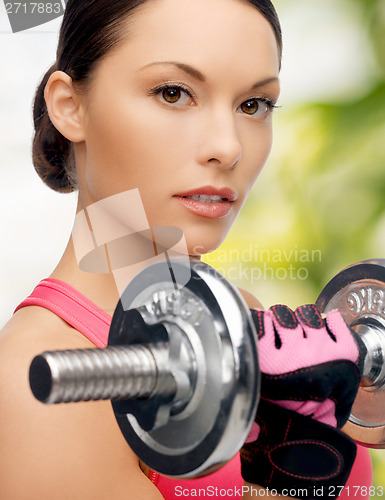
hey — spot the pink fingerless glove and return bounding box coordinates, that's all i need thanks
[240,304,366,499]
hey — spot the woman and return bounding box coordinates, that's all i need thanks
[0,0,372,498]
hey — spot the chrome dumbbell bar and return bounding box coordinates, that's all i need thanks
[30,344,160,404]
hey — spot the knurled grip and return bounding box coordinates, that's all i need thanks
[29,344,158,404]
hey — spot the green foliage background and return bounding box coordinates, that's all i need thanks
[204,0,385,490]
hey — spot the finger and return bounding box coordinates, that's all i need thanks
[252,309,289,373]
[250,308,266,341]
[295,304,325,335]
[295,305,360,369]
[260,306,311,374]
[271,304,298,330]
[270,304,307,347]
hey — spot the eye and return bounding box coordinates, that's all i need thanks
[162,87,182,103]
[149,84,195,106]
[238,98,275,116]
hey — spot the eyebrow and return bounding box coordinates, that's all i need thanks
[139,61,279,89]
[140,61,205,82]
[250,76,280,90]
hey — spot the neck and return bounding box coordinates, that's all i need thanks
[50,237,121,317]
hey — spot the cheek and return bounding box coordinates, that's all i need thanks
[83,104,187,200]
[83,101,197,197]
[242,120,273,183]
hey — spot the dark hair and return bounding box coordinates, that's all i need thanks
[32,0,282,193]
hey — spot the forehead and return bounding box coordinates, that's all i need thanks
[115,0,280,77]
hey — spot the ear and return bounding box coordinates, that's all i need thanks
[44,71,85,143]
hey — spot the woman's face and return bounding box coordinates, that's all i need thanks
[76,0,280,255]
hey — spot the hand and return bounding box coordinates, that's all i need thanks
[241,304,365,499]
[253,304,364,429]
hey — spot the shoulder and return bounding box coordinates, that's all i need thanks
[0,307,163,499]
[237,287,264,310]
[1,305,96,350]
[0,306,96,394]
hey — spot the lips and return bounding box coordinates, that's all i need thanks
[173,186,237,218]
[185,194,224,204]
[176,186,237,202]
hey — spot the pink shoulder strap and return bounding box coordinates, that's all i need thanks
[14,278,111,348]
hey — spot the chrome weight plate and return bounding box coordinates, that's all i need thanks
[108,258,260,477]
[316,259,385,448]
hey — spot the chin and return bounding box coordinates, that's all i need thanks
[184,229,230,258]
[149,213,234,259]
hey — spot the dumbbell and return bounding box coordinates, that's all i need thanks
[29,258,260,478]
[29,257,385,479]
[316,258,385,449]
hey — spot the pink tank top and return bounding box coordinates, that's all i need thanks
[15,279,373,499]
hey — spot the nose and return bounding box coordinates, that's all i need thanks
[197,109,242,170]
